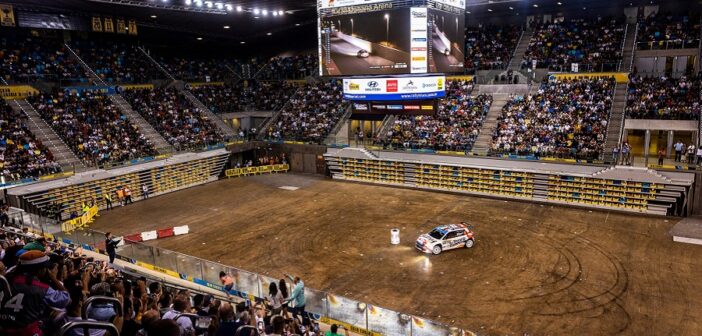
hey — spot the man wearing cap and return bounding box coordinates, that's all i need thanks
[0,250,69,336]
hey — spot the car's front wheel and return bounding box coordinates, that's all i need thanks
[465,239,474,248]
[432,245,442,255]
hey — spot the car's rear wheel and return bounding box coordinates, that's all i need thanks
[465,239,474,248]
[432,245,442,255]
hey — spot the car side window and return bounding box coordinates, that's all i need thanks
[445,231,458,239]
[455,230,466,237]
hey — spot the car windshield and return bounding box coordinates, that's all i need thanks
[428,229,444,240]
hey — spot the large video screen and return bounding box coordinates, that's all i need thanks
[318,0,465,76]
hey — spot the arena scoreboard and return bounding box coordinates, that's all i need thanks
[318,0,466,76]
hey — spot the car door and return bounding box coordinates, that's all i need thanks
[442,231,459,250]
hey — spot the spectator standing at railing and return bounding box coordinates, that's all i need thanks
[283,273,306,321]
[267,281,284,315]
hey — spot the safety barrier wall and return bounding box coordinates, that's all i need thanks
[225,164,289,178]
[16,217,470,336]
[325,155,689,216]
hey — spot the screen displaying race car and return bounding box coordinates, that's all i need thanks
[415,223,475,254]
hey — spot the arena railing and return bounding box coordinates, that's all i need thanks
[16,218,471,336]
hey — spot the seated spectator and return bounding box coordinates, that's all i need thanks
[29,90,157,166]
[492,77,614,159]
[257,55,318,80]
[122,88,224,149]
[637,13,701,50]
[0,31,86,83]
[626,75,701,120]
[464,25,521,72]
[74,40,164,83]
[378,80,492,152]
[266,80,347,143]
[522,18,624,72]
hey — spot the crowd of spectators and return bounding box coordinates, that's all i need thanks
[625,75,701,120]
[0,228,342,336]
[492,77,615,159]
[122,88,224,149]
[0,33,86,83]
[189,81,297,113]
[376,81,493,152]
[265,80,347,143]
[522,18,624,72]
[0,99,60,180]
[637,13,701,50]
[29,90,157,166]
[159,57,232,82]
[464,25,521,72]
[73,41,164,84]
[257,55,318,80]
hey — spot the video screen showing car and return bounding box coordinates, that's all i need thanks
[319,6,412,76]
[427,7,465,73]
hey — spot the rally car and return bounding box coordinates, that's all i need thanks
[415,223,475,255]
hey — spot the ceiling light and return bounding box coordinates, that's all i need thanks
[253,8,260,15]
[161,0,169,3]
[533,4,538,7]
[240,41,245,44]
[295,23,300,26]
[487,8,492,12]
[225,4,232,11]
[267,32,272,36]
[254,16,259,19]
[509,6,513,10]
[194,0,202,7]
[205,1,213,8]
[236,5,243,12]
[184,0,192,5]
[278,10,284,16]
[223,25,230,29]
[557,2,562,4]
[150,15,157,18]
[196,37,203,40]
[262,9,268,16]
[215,2,223,9]
[466,11,471,14]
[273,11,278,16]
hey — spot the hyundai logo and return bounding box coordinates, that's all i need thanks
[367,81,379,88]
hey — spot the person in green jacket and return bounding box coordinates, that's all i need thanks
[283,273,306,321]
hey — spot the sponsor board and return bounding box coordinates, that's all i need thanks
[548,72,629,84]
[343,76,445,100]
[0,85,39,100]
[319,0,391,9]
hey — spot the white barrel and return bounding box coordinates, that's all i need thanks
[390,228,400,245]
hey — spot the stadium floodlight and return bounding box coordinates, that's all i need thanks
[195,0,202,7]
[87,0,227,14]
[273,11,278,16]
[253,8,260,15]
[185,0,191,5]
[236,5,243,12]
[215,2,223,9]
[262,9,268,16]
[278,10,284,16]
[205,1,213,8]
[225,4,232,11]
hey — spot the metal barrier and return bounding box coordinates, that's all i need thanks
[58,321,120,336]
[15,218,472,336]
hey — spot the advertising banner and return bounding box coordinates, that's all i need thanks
[319,0,391,9]
[0,85,39,100]
[343,76,445,100]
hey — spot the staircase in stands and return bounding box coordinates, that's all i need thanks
[324,104,353,145]
[508,30,533,71]
[620,22,638,72]
[603,84,628,161]
[470,93,511,155]
[256,85,307,140]
[8,99,86,171]
[64,43,174,154]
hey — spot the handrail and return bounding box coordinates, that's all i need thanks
[138,46,176,82]
[618,23,628,72]
[58,321,120,336]
[82,296,123,320]
[257,84,307,140]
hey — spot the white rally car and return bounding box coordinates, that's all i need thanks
[415,223,475,255]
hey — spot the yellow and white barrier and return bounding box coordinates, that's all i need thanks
[225,164,289,178]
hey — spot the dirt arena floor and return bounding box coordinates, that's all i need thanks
[92,174,702,335]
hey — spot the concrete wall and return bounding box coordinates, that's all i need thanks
[624,119,698,131]
[370,42,410,65]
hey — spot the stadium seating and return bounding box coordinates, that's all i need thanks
[189,80,297,113]
[121,87,224,149]
[637,14,701,50]
[159,56,232,82]
[0,99,60,180]
[73,40,164,83]
[377,80,493,152]
[28,90,157,167]
[0,32,86,83]
[626,75,701,120]
[256,55,318,80]
[464,25,521,72]
[522,18,624,72]
[492,77,615,159]
[265,80,347,143]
